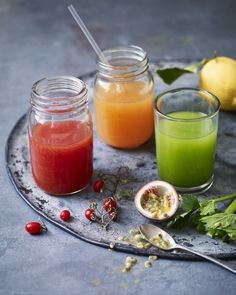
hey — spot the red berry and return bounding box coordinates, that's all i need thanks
[103,197,117,212]
[109,210,117,221]
[25,222,42,235]
[93,179,105,192]
[60,210,71,221]
[85,209,96,221]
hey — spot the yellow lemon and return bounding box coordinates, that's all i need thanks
[199,56,236,111]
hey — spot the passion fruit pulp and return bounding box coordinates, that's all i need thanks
[134,180,179,221]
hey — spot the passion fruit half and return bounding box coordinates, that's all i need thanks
[134,180,179,221]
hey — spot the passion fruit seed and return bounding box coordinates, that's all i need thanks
[144,261,153,268]
[150,233,171,249]
[109,242,115,249]
[126,256,137,264]
[119,253,159,274]
[141,192,171,219]
[149,255,158,261]
[134,234,144,242]
[122,256,137,273]
[117,236,128,241]
[129,229,140,235]
[136,242,145,249]
[116,229,152,250]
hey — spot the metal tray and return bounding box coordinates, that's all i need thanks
[5,61,236,260]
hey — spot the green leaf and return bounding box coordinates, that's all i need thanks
[167,210,192,229]
[200,213,236,229]
[156,58,209,85]
[168,196,200,229]
[181,195,200,211]
[200,200,217,216]
[200,213,236,243]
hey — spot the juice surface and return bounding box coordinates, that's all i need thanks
[156,111,217,188]
[94,80,154,148]
[29,121,93,195]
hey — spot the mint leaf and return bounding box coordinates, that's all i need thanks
[156,58,209,85]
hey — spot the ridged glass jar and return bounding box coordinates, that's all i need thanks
[94,45,154,149]
[28,76,93,195]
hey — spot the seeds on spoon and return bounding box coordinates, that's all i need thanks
[150,233,171,249]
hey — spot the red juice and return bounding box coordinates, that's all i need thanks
[29,120,93,195]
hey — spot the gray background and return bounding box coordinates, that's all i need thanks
[0,0,236,294]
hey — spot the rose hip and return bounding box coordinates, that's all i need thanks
[60,210,71,221]
[93,179,105,193]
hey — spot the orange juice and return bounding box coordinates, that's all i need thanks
[94,80,154,148]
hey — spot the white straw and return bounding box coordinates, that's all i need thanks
[68,4,107,63]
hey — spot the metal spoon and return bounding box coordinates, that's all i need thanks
[139,224,236,274]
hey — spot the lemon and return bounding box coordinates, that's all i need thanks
[199,56,236,111]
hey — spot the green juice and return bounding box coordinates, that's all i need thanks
[155,111,217,188]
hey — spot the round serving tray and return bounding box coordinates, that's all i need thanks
[5,61,236,260]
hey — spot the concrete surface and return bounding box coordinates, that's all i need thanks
[0,0,236,294]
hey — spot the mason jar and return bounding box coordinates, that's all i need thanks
[94,45,154,149]
[28,76,93,195]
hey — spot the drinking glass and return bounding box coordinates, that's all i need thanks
[154,88,220,193]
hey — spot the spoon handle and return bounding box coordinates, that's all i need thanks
[177,245,236,274]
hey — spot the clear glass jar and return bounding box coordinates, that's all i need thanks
[28,76,93,195]
[94,45,154,149]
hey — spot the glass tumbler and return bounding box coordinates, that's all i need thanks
[154,88,220,193]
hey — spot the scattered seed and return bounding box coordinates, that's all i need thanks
[122,256,138,273]
[129,229,140,235]
[144,261,152,268]
[149,255,158,261]
[130,257,137,264]
[109,242,115,249]
[117,236,128,242]
[125,256,137,264]
[136,242,145,249]
[143,243,152,249]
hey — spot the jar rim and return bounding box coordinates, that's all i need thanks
[32,75,87,99]
[31,76,88,114]
[96,45,148,78]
